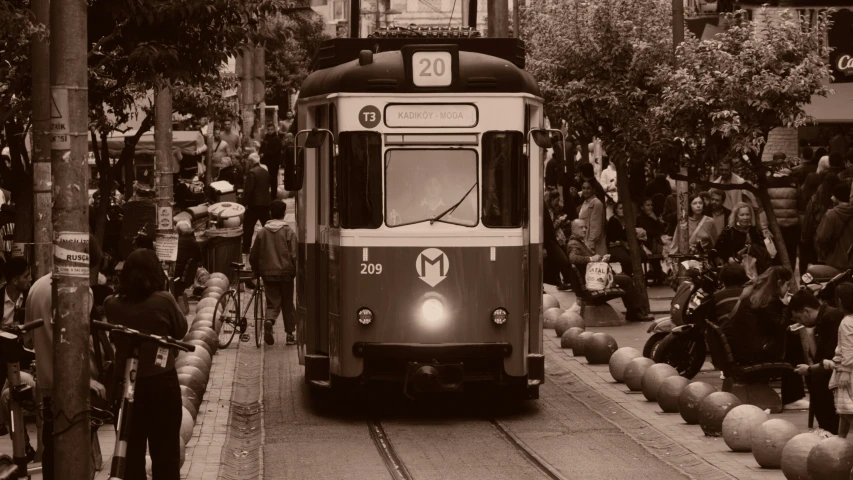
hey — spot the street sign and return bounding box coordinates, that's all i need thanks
[50,87,70,149]
[157,206,173,230]
[358,105,381,128]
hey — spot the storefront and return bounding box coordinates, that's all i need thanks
[799,8,853,156]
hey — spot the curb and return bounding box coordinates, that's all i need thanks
[542,338,735,480]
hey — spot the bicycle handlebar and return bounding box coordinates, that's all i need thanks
[1,319,44,335]
[93,320,195,352]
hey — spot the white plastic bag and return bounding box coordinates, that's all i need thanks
[764,237,777,259]
[585,262,613,291]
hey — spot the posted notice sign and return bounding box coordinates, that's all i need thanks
[154,233,179,262]
[50,87,70,149]
[385,104,478,128]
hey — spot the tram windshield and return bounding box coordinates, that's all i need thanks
[385,149,478,227]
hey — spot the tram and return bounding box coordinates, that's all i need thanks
[285,26,554,400]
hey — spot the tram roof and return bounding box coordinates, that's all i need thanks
[299,38,541,98]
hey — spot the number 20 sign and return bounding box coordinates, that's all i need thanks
[412,51,452,87]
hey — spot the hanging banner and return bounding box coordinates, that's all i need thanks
[829,10,853,83]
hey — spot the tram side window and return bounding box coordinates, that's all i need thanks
[482,131,526,228]
[338,132,383,229]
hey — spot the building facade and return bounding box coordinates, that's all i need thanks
[311,0,490,37]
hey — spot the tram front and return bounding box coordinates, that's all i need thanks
[289,34,547,400]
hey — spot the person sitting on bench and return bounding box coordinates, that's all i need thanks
[566,219,654,322]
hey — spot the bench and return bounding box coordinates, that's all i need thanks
[705,322,793,413]
[566,264,627,327]
[643,253,666,285]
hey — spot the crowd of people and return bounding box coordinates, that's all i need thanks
[544,132,853,423]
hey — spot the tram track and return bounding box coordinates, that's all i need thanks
[367,416,568,480]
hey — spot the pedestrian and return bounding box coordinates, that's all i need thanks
[790,289,844,434]
[249,200,297,346]
[104,248,188,479]
[260,123,283,199]
[566,219,653,322]
[1,257,30,329]
[30,235,108,479]
[242,152,272,264]
[707,189,730,243]
[815,183,853,271]
[669,194,717,255]
[829,284,853,437]
[765,153,800,267]
[219,119,241,154]
[802,172,840,267]
[722,266,810,410]
[210,131,233,181]
[544,189,571,291]
[578,180,607,255]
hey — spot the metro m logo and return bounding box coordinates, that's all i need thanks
[415,248,450,287]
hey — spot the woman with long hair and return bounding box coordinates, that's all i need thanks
[104,249,188,479]
[714,202,769,276]
[668,194,717,255]
[722,266,809,410]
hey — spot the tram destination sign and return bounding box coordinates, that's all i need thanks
[384,104,478,128]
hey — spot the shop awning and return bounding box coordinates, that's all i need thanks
[805,82,853,124]
[89,130,206,157]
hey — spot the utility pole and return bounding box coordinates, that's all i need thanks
[154,78,175,249]
[673,0,689,256]
[239,47,255,148]
[205,120,215,185]
[487,0,509,37]
[30,0,50,462]
[50,0,92,475]
[512,0,520,37]
[375,0,382,32]
[350,0,361,38]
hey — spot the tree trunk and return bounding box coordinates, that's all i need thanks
[5,121,34,252]
[112,115,153,193]
[615,154,650,313]
[754,169,793,273]
[91,131,113,245]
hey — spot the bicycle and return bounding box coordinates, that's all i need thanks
[92,320,194,480]
[0,320,42,478]
[212,262,266,349]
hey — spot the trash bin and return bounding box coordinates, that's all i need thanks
[201,229,242,279]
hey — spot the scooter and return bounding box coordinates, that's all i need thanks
[643,251,718,358]
[650,253,721,378]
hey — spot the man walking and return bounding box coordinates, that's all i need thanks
[242,153,271,264]
[260,123,283,199]
[250,200,297,345]
[790,289,844,434]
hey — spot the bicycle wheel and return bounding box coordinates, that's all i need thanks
[253,284,265,348]
[214,290,239,349]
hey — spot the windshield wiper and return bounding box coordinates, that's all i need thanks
[430,182,477,225]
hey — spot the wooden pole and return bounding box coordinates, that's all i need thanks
[50,0,92,475]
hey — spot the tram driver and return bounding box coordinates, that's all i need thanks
[389,176,476,226]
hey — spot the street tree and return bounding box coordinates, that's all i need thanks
[265,10,329,110]
[523,0,674,310]
[652,8,833,271]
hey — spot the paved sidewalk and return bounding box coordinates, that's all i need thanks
[544,285,813,480]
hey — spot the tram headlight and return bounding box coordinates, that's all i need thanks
[421,298,445,325]
[357,308,374,325]
[492,308,508,325]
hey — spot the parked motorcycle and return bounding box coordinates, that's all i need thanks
[800,264,852,303]
[643,251,719,359]
[648,252,722,378]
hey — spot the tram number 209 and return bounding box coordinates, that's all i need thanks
[360,263,383,275]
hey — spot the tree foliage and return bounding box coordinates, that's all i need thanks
[652,8,832,269]
[265,10,329,109]
[523,0,675,309]
[0,0,44,124]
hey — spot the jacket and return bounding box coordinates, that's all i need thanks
[766,174,800,227]
[578,196,607,255]
[721,296,787,365]
[260,133,283,167]
[813,305,844,364]
[243,164,272,207]
[816,203,853,270]
[567,235,596,276]
[249,219,297,279]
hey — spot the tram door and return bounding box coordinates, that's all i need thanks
[315,105,330,355]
